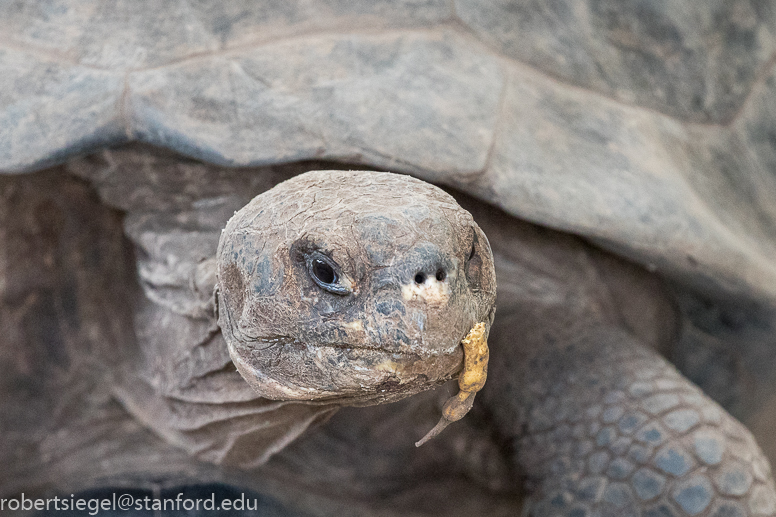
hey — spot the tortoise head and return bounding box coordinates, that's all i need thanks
[216,170,496,406]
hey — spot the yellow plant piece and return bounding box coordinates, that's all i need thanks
[415,322,489,446]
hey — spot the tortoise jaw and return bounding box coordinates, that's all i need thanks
[228,334,464,404]
[235,332,460,357]
[301,339,462,358]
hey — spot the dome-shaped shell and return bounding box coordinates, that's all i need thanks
[2,0,775,309]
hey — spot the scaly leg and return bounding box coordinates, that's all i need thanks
[484,325,776,517]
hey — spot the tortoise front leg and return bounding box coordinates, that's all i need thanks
[484,326,776,516]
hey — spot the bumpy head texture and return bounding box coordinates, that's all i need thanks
[216,170,496,407]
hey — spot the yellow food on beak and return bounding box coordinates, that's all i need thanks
[415,322,489,446]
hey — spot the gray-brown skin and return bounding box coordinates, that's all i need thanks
[216,170,496,408]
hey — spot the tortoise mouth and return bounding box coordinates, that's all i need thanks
[306,341,418,357]
[228,334,464,404]
[236,331,464,358]
[250,338,460,357]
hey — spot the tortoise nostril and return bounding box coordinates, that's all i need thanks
[414,272,427,284]
[435,268,446,281]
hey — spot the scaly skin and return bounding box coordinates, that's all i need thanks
[486,323,776,516]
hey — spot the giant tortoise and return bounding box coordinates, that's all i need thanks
[2,1,776,516]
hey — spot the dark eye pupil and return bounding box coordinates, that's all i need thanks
[312,259,336,284]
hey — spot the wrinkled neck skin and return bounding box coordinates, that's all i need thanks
[216,170,496,411]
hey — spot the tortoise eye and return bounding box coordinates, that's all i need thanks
[307,252,350,295]
[312,258,335,284]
